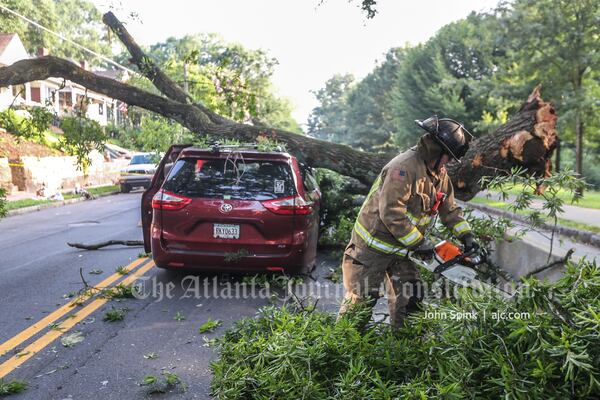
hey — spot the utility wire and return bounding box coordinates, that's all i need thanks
[0,2,136,74]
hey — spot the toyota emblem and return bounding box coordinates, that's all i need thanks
[219,203,233,213]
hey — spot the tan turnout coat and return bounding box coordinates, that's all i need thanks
[351,135,471,257]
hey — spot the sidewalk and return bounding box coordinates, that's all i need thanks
[476,191,600,228]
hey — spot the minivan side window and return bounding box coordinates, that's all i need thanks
[162,158,296,201]
[301,168,318,193]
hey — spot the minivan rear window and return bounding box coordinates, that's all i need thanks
[162,158,296,200]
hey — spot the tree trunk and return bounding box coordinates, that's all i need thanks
[575,113,584,177]
[446,86,558,200]
[0,12,559,201]
[555,139,561,172]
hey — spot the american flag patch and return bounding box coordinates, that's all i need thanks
[392,169,406,181]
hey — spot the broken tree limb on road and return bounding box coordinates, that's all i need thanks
[67,240,144,250]
[0,12,558,200]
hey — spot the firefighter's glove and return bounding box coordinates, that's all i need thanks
[410,238,435,258]
[461,233,479,253]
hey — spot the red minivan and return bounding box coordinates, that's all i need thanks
[141,144,321,274]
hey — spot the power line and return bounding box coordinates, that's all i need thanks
[0,3,136,74]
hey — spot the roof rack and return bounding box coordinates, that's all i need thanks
[206,142,286,153]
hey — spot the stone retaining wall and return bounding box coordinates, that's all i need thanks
[7,151,128,192]
[0,157,11,189]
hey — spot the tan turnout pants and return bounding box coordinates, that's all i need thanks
[337,242,423,328]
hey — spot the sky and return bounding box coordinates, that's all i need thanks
[91,0,500,128]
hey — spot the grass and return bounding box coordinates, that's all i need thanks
[88,185,119,196]
[5,184,119,211]
[496,183,600,209]
[470,197,600,234]
[5,198,53,211]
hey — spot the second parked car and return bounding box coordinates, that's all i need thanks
[141,144,321,274]
[119,152,159,193]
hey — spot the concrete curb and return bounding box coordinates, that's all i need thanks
[459,200,600,249]
[5,190,121,217]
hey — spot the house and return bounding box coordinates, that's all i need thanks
[0,33,129,127]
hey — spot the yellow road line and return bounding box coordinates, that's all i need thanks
[0,257,147,357]
[0,260,155,379]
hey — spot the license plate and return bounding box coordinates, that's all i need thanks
[213,224,240,239]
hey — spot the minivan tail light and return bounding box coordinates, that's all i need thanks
[262,195,313,215]
[151,190,191,210]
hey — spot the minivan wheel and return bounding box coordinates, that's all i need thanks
[120,183,131,193]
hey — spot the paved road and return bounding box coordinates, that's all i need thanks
[0,193,343,399]
[4,192,594,399]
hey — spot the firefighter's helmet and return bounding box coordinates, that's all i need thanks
[415,116,473,162]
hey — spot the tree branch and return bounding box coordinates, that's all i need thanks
[0,14,559,197]
[102,11,229,125]
[103,12,187,104]
[67,240,144,250]
[524,248,574,278]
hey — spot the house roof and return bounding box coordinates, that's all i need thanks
[0,33,16,56]
[93,69,120,80]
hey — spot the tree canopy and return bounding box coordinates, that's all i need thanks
[308,0,600,186]
[0,0,111,62]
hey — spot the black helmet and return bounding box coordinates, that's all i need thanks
[415,116,473,162]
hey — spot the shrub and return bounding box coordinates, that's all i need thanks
[211,258,600,399]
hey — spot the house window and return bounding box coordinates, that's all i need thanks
[30,87,41,103]
[59,92,72,107]
[98,103,104,115]
[11,84,25,98]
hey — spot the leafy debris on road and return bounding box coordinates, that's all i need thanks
[140,372,186,395]
[0,379,28,396]
[115,265,128,275]
[198,319,222,333]
[138,252,151,258]
[326,266,342,283]
[89,269,103,275]
[103,307,129,322]
[143,352,159,360]
[48,322,63,331]
[14,351,30,359]
[61,331,84,348]
[173,311,186,322]
[241,274,304,290]
[99,283,138,300]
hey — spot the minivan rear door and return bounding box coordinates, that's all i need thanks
[158,156,298,257]
[141,144,191,253]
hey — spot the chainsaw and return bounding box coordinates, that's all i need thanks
[409,240,514,298]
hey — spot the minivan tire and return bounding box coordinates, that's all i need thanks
[120,183,131,193]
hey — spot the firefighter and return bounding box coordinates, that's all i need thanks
[338,116,479,328]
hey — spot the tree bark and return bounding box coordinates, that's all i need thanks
[446,85,558,200]
[0,13,559,201]
[67,240,144,250]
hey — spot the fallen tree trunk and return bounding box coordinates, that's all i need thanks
[0,12,558,200]
[446,86,558,200]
